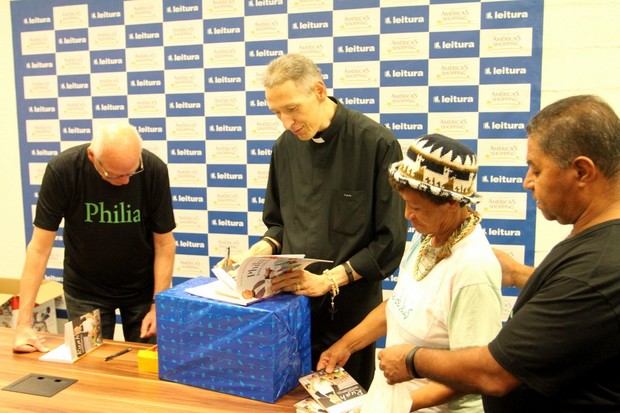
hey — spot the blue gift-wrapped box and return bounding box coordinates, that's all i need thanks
[156,276,312,403]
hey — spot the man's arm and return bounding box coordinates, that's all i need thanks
[140,231,175,339]
[493,248,535,289]
[13,226,56,353]
[408,381,463,411]
[353,137,407,282]
[378,344,521,397]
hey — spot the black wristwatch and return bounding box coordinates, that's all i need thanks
[406,346,422,379]
[342,261,354,284]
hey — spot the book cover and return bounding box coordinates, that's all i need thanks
[294,396,328,413]
[39,309,103,363]
[187,255,331,305]
[298,366,367,413]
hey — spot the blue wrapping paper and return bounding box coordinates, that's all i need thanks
[156,276,312,403]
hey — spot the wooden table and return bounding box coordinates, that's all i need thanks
[0,328,307,412]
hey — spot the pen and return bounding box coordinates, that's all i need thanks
[105,348,131,362]
[226,246,231,266]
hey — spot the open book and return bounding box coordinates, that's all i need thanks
[186,255,331,305]
[298,366,366,413]
[39,309,103,363]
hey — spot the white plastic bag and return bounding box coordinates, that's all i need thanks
[361,371,413,413]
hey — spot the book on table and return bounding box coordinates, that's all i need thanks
[298,366,367,413]
[185,255,332,305]
[39,309,103,363]
[294,396,328,413]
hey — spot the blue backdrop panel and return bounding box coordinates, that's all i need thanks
[11,1,543,323]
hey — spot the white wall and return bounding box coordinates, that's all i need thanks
[533,0,620,263]
[0,0,26,278]
[0,0,619,277]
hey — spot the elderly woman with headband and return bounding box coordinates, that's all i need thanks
[317,133,503,412]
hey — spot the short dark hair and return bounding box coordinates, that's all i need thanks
[526,95,620,179]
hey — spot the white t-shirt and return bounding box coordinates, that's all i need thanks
[362,226,503,413]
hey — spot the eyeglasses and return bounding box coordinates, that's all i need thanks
[96,155,144,180]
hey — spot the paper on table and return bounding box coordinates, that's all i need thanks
[39,343,74,363]
[39,309,102,364]
[185,279,261,306]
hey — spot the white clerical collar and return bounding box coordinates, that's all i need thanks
[312,137,325,143]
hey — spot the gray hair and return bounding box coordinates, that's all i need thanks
[262,53,322,93]
[526,95,620,179]
[90,122,142,158]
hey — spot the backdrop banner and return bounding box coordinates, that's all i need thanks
[10,0,543,324]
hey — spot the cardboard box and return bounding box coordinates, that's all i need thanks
[0,277,64,334]
[156,277,311,403]
[138,345,159,373]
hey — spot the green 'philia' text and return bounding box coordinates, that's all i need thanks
[84,202,141,223]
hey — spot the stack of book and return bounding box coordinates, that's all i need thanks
[296,366,366,413]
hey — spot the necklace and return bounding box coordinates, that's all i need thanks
[413,207,481,281]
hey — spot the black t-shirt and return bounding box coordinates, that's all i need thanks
[34,144,176,305]
[484,220,620,412]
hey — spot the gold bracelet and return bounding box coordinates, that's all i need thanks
[323,270,340,320]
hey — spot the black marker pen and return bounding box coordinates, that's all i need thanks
[104,348,131,362]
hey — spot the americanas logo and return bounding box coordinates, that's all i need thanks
[483,1,533,30]
[207,165,247,188]
[381,5,428,34]
[481,58,531,84]
[479,113,530,138]
[334,36,379,62]
[246,90,273,116]
[207,117,245,140]
[60,120,92,141]
[430,32,479,58]
[479,169,526,192]
[247,141,273,164]
[289,11,332,39]
[126,24,163,48]
[165,45,203,70]
[205,67,245,92]
[478,192,528,220]
[166,94,204,117]
[429,86,478,112]
[93,96,127,118]
[172,188,207,211]
[208,212,247,235]
[169,141,206,164]
[204,17,244,43]
[175,234,207,255]
[248,189,266,212]
[128,72,165,94]
[381,60,427,87]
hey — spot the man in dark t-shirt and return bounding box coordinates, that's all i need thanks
[13,122,176,352]
[376,95,620,411]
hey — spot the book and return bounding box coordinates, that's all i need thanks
[39,309,103,363]
[298,366,367,413]
[294,396,328,413]
[186,255,331,305]
[295,396,361,413]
